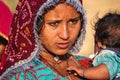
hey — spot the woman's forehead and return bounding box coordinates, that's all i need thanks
[44,3,80,20]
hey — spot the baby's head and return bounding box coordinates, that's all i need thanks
[94,12,120,50]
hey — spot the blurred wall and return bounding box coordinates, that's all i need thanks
[2,0,18,13]
[78,0,120,57]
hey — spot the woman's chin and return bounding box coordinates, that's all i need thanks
[54,50,69,56]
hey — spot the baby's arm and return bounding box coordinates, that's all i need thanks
[67,63,110,80]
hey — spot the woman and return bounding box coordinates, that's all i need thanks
[0,0,91,80]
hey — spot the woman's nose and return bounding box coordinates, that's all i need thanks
[58,24,70,40]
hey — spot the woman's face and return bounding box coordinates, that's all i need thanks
[40,3,82,55]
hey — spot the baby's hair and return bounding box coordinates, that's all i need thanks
[94,12,120,49]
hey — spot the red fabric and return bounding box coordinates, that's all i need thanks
[0,54,7,68]
[0,0,12,39]
[0,0,47,75]
[78,58,92,68]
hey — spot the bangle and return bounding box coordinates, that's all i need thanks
[82,68,86,78]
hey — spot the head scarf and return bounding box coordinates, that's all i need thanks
[0,0,86,79]
[0,0,12,40]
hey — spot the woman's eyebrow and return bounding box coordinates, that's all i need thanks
[45,16,81,22]
[45,20,62,23]
[69,16,81,21]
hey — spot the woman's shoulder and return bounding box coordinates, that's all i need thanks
[5,58,66,80]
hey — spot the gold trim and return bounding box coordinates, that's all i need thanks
[0,32,8,40]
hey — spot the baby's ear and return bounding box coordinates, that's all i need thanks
[97,42,106,49]
[97,42,102,48]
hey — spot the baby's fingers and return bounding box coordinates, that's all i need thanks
[67,66,78,74]
[67,66,77,71]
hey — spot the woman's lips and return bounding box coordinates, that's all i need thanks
[57,43,69,49]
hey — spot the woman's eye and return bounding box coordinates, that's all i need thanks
[69,19,79,25]
[48,21,59,27]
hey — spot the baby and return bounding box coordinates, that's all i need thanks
[67,12,120,80]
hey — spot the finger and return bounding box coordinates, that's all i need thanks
[67,66,77,71]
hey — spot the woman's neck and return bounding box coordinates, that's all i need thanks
[40,51,70,63]
[40,51,80,80]
[40,51,55,62]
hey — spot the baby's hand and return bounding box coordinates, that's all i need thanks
[67,66,84,77]
[67,66,80,76]
[67,66,78,72]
